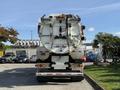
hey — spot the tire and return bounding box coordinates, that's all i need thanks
[24,60,29,63]
[36,76,48,83]
[71,77,84,82]
[0,60,5,63]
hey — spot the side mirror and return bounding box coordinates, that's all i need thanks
[81,25,85,30]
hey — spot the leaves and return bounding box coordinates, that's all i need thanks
[93,32,120,47]
[0,43,4,49]
[0,26,19,44]
[92,39,99,48]
[93,32,120,62]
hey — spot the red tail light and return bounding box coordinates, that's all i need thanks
[80,56,86,62]
[35,64,43,67]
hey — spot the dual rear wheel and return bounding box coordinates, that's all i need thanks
[37,76,48,82]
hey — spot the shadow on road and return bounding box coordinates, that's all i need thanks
[0,67,71,88]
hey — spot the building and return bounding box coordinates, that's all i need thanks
[5,39,40,58]
[14,39,40,48]
[84,43,93,51]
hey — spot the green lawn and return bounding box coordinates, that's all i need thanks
[84,64,120,90]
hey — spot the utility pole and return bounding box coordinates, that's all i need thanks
[31,30,33,40]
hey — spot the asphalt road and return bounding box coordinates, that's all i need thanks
[0,64,94,90]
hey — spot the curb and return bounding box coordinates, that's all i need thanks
[84,74,105,90]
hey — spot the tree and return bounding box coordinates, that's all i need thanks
[94,32,114,45]
[92,39,99,48]
[0,25,19,49]
[93,32,120,62]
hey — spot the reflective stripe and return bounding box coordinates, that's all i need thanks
[36,72,83,76]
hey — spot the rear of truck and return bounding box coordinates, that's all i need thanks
[35,14,86,82]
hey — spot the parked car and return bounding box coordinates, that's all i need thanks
[0,52,15,63]
[13,54,29,63]
[29,55,37,63]
[86,51,97,62]
[0,57,5,63]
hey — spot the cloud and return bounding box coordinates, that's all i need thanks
[88,27,95,32]
[57,2,120,15]
[115,32,120,36]
[87,2,120,14]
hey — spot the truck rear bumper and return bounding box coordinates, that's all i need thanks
[36,72,84,78]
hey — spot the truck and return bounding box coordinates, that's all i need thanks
[35,13,86,82]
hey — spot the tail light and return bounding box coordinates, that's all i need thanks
[80,56,86,62]
[35,63,49,68]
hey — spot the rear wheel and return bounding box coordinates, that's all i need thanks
[36,76,48,83]
[1,60,5,63]
[25,59,29,63]
[71,77,84,82]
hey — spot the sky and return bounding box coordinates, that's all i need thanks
[0,0,120,43]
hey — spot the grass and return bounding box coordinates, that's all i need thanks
[84,64,120,90]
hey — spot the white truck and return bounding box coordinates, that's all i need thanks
[35,14,86,82]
